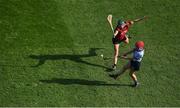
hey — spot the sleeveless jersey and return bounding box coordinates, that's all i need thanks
[115,21,132,40]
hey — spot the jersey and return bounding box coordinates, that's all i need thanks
[133,49,144,62]
[115,22,132,40]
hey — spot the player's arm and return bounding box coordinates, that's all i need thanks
[113,30,119,38]
[126,20,134,27]
[129,20,134,25]
[119,49,134,60]
[123,48,135,56]
[121,50,134,60]
[121,56,133,60]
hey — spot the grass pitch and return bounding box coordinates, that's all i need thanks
[0,0,180,107]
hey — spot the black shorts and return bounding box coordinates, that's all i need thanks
[130,60,141,71]
[112,37,126,44]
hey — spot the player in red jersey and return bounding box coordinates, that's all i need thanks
[112,20,134,70]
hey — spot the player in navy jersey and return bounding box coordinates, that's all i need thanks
[109,41,145,87]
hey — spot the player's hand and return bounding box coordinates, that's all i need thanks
[123,54,127,56]
[130,21,134,24]
[126,20,134,25]
[120,55,127,59]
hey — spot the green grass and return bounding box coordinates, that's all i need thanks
[0,0,180,107]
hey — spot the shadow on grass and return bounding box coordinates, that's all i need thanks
[29,48,111,69]
[40,78,132,87]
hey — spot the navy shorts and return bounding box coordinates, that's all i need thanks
[130,60,141,71]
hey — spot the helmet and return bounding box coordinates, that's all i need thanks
[117,20,125,26]
[135,41,144,49]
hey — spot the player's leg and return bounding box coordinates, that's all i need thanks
[109,61,131,79]
[112,44,119,70]
[129,69,139,87]
[130,60,141,87]
[117,61,131,75]
[124,36,129,44]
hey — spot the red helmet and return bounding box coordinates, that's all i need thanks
[135,41,144,49]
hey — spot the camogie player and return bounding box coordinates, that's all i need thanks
[109,41,145,87]
[112,19,134,70]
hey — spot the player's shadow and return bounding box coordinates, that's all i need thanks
[39,78,132,87]
[29,48,110,69]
